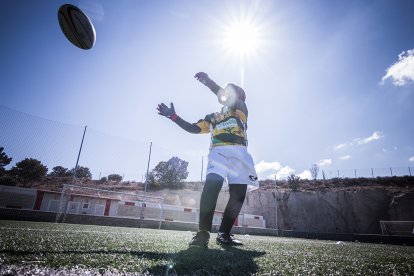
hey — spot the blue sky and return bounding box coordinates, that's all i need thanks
[1,0,414,181]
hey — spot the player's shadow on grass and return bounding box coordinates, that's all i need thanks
[1,246,266,275]
[146,246,266,275]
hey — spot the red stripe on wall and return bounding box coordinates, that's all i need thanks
[104,199,111,216]
[33,190,45,210]
[125,202,135,206]
[184,208,192,212]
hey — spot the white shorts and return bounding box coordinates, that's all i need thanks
[206,145,259,191]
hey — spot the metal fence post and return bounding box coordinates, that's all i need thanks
[274,174,278,231]
[159,200,164,229]
[73,126,87,180]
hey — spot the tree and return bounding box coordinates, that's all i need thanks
[0,147,12,176]
[49,166,69,177]
[149,156,189,189]
[146,171,159,189]
[287,174,300,191]
[108,174,123,182]
[10,158,48,184]
[310,164,319,180]
[68,166,92,179]
[0,175,18,186]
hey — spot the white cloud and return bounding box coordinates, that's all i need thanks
[277,166,295,178]
[409,156,414,162]
[334,143,347,150]
[316,159,332,167]
[354,131,383,145]
[255,160,281,174]
[340,155,351,160]
[381,49,414,86]
[297,170,312,180]
[255,160,294,180]
[334,131,383,151]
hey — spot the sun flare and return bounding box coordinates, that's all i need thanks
[222,19,260,58]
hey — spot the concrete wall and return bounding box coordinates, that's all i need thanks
[0,186,37,209]
[1,185,413,235]
[147,188,414,234]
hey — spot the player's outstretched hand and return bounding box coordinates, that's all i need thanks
[194,72,210,85]
[157,103,176,118]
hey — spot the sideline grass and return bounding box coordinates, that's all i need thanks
[0,220,413,275]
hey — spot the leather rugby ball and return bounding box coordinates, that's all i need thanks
[58,4,96,50]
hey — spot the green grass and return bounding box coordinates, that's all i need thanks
[0,220,413,275]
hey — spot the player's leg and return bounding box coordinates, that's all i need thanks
[199,173,224,231]
[189,173,224,248]
[217,184,247,246]
[219,184,247,233]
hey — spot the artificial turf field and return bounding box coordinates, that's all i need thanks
[0,220,413,275]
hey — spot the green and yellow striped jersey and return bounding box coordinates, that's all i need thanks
[195,100,248,147]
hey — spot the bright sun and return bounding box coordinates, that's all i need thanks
[222,19,260,58]
[210,2,270,86]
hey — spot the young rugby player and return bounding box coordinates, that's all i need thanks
[157,72,258,247]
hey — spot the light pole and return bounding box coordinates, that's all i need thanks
[144,142,152,194]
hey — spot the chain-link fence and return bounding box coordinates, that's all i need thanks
[1,105,413,184]
[321,167,412,180]
[0,105,201,184]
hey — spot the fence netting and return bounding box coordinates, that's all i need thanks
[0,105,203,184]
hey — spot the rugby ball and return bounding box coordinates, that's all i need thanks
[58,4,96,49]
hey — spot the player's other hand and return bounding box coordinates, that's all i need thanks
[194,72,210,85]
[157,103,176,118]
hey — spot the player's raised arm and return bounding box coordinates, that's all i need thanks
[195,72,246,108]
[157,102,202,134]
[194,72,223,95]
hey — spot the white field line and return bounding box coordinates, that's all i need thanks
[0,227,147,235]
